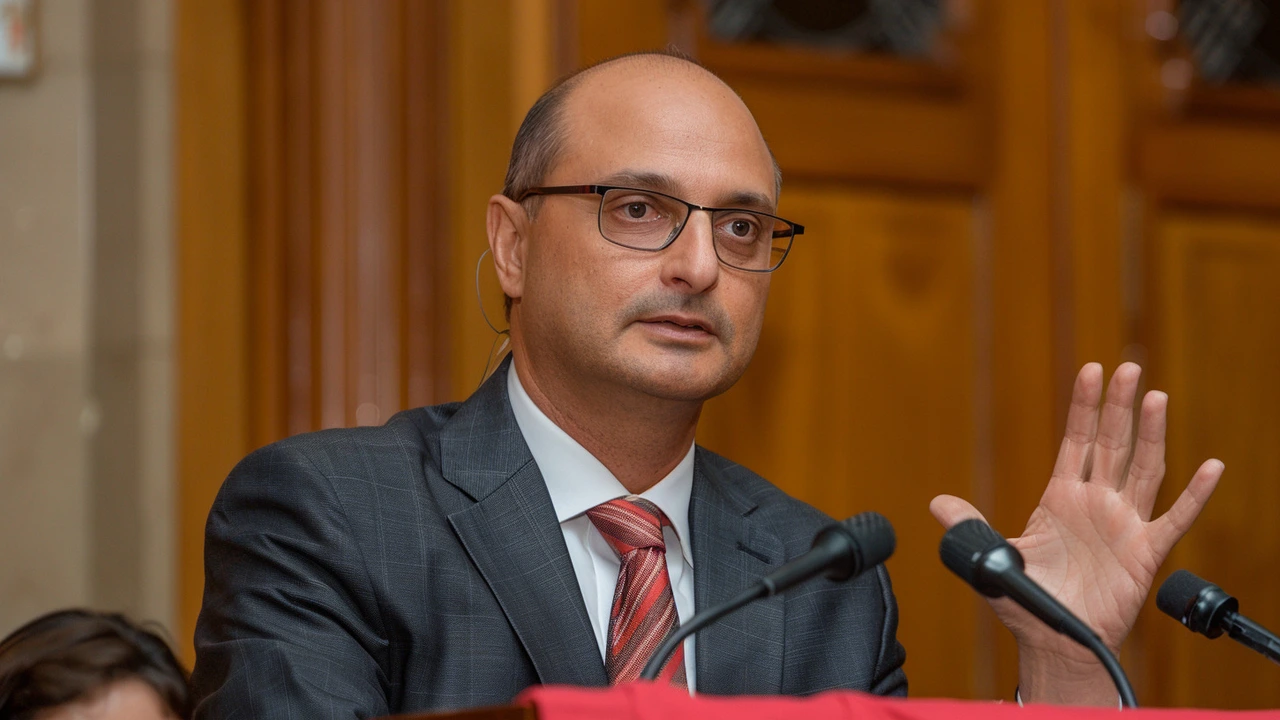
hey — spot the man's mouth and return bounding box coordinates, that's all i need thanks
[638,315,717,338]
[652,319,704,331]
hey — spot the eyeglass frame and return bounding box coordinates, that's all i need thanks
[515,184,805,273]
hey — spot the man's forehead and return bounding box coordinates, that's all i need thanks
[554,61,777,202]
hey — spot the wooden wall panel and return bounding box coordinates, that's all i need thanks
[347,0,407,429]
[1144,213,1280,708]
[179,0,453,662]
[447,0,550,400]
[1141,125,1280,212]
[730,77,987,189]
[404,0,454,409]
[1062,0,1129,371]
[1122,1,1280,706]
[244,0,452,442]
[699,189,982,698]
[569,0,670,67]
[983,0,1059,696]
[175,0,249,665]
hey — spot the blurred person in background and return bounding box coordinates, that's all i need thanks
[0,609,190,720]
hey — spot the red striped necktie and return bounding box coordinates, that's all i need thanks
[585,496,688,688]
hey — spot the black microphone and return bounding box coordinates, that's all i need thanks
[1156,569,1280,666]
[940,519,1139,708]
[639,511,896,682]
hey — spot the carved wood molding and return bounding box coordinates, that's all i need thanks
[246,0,453,445]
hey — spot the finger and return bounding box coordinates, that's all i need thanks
[1149,459,1224,557]
[1090,363,1141,490]
[1051,363,1104,482]
[1122,390,1168,519]
[929,498,1032,623]
[929,494,989,529]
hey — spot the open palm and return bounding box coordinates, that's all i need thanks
[932,363,1223,703]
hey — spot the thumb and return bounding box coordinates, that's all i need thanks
[929,494,988,530]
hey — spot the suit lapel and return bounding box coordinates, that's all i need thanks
[440,359,608,688]
[691,453,786,695]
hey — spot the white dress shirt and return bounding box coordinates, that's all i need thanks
[507,362,697,690]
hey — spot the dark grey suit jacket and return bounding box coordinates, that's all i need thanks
[191,361,906,718]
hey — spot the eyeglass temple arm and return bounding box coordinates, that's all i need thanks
[516,185,599,202]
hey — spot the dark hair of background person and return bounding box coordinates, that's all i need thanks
[0,609,191,720]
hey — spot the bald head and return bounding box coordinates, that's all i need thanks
[501,51,780,207]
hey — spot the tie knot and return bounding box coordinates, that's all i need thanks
[586,496,669,556]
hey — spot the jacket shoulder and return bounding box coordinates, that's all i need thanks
[213,401,467,512]
[696,446,833,537]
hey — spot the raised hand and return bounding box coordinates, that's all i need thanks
[930,362,1224,705]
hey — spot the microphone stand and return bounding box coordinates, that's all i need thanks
[639,585,765,682]
[997,561,1139,708]
[1222,612,1280,666]
[640,511,896,683]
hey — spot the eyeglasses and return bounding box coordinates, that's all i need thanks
[516,184,804,273]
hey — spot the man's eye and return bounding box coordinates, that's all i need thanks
[720,216,759,240]
[625,202,649,219]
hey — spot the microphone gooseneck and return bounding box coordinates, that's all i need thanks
[1157,569,1280,666]
[939,519,1140,708]
[639,511,896,682]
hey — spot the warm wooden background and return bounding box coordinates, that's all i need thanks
[177,0,1280,707]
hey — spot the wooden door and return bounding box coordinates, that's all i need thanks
[1124,1,1280,706]
[1040,0,1280,707]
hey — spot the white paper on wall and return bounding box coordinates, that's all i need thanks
[0,0,35,79]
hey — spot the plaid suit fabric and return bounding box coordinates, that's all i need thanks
[586,497,687,687]
[190,357,906,718]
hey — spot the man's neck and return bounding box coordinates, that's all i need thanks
[510,352,700,495]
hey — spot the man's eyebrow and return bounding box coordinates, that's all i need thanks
[597,170,681,194]
[719,190,776,213]
[597,170,776,212]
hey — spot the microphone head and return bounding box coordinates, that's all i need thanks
[939,518,1021,598]
[820,511,896,581]
[1156,569,1210,620]
[1157,569,1237,638]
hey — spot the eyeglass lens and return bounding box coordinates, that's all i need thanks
[598,188,792,271]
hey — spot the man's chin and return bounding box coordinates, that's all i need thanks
[616,357,744,403]
[635,379,725,402]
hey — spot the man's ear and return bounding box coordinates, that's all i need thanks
[487,194,528,305]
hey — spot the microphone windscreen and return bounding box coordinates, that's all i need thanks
[939,518,1008,587]
[1156,569,1212,623]
[842,511,896,569]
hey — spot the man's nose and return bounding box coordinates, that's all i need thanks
[659,211,720,293]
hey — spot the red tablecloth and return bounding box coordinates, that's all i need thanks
[516,684,1280,720]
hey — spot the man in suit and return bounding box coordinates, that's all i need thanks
[190,52,1223,716]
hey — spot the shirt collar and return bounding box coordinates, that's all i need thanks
[507,361,695,566]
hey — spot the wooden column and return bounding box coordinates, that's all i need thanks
[178,0,454,663]
[176,0,249,664]
[246,0,452,444]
